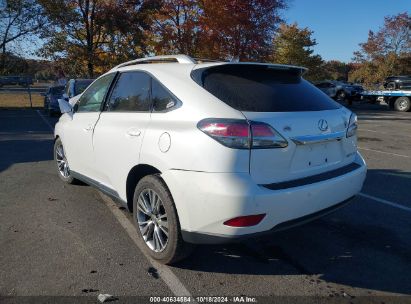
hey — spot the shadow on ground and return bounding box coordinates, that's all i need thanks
[0,109,57,172]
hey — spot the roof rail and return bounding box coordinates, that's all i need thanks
[192,57,227,63]
[113,54,196,70]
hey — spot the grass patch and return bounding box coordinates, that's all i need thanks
[0,92,44,108]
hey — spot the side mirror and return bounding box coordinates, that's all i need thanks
[58,99,73,114]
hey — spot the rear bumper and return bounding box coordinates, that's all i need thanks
[182,197,353,244]
[162,152,367,244]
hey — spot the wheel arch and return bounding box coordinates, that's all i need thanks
[126,164,161,211]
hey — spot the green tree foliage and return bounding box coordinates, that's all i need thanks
[270,23,324,81]
[350,12,410,86]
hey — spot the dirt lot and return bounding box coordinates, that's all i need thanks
[0,92,44,108]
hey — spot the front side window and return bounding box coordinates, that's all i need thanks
[107,72,151,112]
[77,74,115,112]
[152,78,179,111]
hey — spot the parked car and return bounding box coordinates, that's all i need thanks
[63,78,94,100]
[315,81,363,102]
[337,81,364,100]
[43,85,65,116]
[315,81,338,98]
[383,76,411,91]
[54,55,366,264]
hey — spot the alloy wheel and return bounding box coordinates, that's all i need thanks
[136,189,169,252]
[55,143,70,178]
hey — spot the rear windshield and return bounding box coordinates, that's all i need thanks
[191,64,341,112]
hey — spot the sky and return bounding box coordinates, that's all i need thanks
[283,0,410,62]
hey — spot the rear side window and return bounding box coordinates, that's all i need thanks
[152,78,179,112]
[192,65,341,112]
[107,72,151,112]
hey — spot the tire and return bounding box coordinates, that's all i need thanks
[133,175,193,264]
[54,138,76,184]
[393,97,411,112]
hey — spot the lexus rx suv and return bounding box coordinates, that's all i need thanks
[54,55,367,264]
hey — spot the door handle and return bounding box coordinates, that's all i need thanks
[83,125,93,131]
[126,129,141,137]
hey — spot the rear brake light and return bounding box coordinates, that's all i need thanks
[197,119,288,149]
[224,214,266,227]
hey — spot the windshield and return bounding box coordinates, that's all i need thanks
[192,64,341,112]
[75,80,94,95]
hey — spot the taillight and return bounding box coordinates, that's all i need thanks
[251,122,288,148]
[197,119,250,149]
[346,113,358,138]
[224,214,266,227]
[197,119,288,149]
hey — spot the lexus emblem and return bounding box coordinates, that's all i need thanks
[318,119,328,131]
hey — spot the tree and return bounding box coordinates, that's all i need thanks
[322,60,353,81]
[150,0,202,56]
[0,0,46,73]
[199,0,286,61]
[38,0,156,77]
[350,12,410,86]
[151,0,287,60]
[271,23,324,80]
[98,0,159,69]
[38,0,105,77]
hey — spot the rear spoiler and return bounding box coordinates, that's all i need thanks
[191,63,308,85]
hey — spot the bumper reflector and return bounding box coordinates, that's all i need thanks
[223,214,266,227]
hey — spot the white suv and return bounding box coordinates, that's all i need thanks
[55,55,367,264]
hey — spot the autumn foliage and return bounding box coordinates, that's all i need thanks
[37,0,287,77]
[350,12,411,86]
[1,0,409,86]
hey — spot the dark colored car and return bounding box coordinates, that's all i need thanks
[315,80,363,104]
[337,81,364,100]
[43,85,65,116]
[63,79,95,99]
[383,76,411,90]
